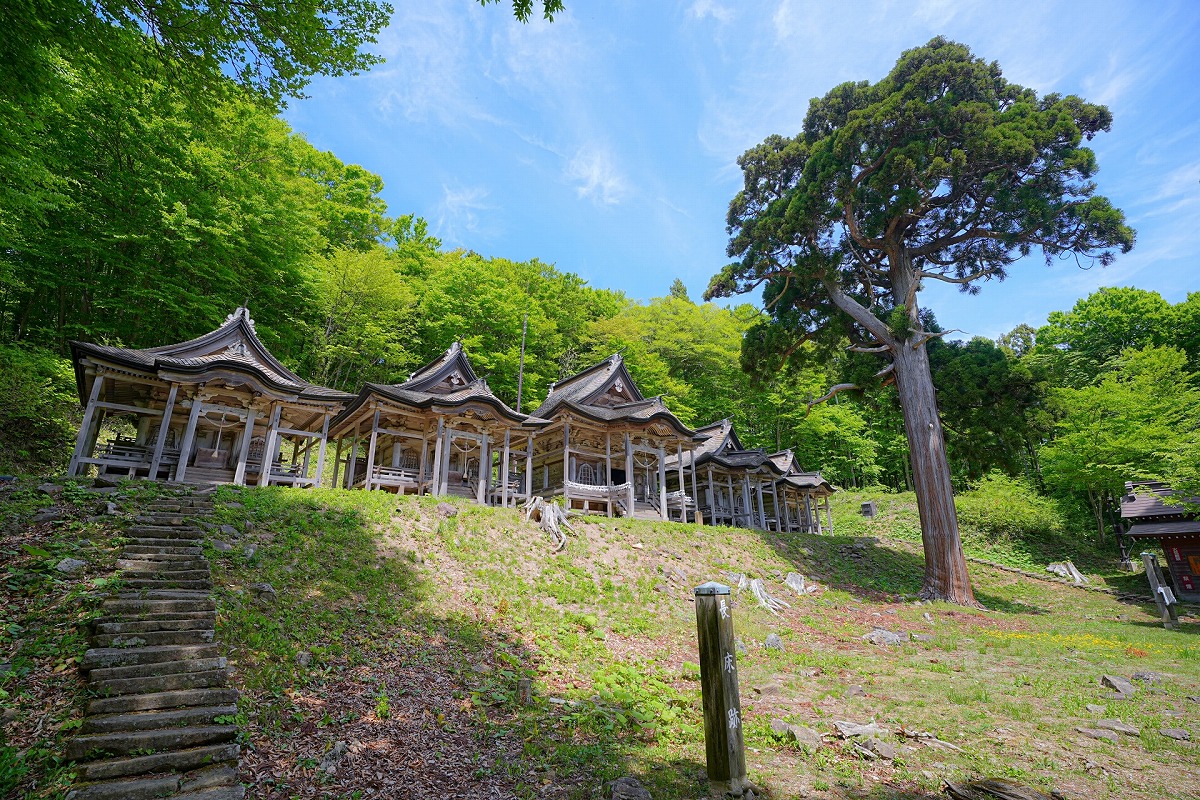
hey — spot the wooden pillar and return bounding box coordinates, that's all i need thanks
[781,489,792,532]
[562,423,571,508]
[624,433,635,516]
[501,429,512,507]
[257,404,282,487]
[69,372,107,476]
[725,474,735,526]
[676,442,687,524]
[175,392,206,484]
[332,435,344,489]
[604,433,613,517]
[740,475,751,528]
[438,425,453,496]
[364,409,381,492]
[755,476,767,532]
[233,408,259,486]
[419,427,431,494]
[768,480,780,532]
[477,432,489,504]
[707,467,716,526]
[430,418,445,496]
[525,434,535,499]
[694,581,748,795]
[314,414,330,489]
[690,453,700,525]
[147,383,179,481]
[657,443,668,521]
[825,497,833,534]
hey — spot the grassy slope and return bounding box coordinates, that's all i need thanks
[208,487,1200,800]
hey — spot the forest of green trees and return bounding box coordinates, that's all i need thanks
[2,2,1198,550]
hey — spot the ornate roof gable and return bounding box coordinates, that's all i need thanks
[400,342,480,396]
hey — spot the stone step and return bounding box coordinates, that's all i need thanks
[179,764,239,793]
[93,610,215,626]
[125,527,204,540]
[118,551,206,562]
[76,742,240,781]
[82,644,219,671]
[94,616,216,635]
[121,544,204,557]
[79,703,237,735]
[133,514,189,526]
[88,687,238,715]
[88,656,227,683]
[91,629,215,648]
[115,590,212,601]
[119,568,212,581]
[66,774,182,800]
[122,537,205,549]
[117,558,209,571]
[173,786,245,800]
[92,667,227,698]
[119,579,214,592]
[66,724,237,760]
[101,598,215,614]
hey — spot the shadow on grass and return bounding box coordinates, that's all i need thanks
[208,487,715,799]
[756,530,1049,615]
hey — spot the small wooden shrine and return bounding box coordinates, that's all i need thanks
[327,343,542,504]
[1119,481,1200,603]
[68,308,352,486]
[528,354,701,519]
[667,419,834,532]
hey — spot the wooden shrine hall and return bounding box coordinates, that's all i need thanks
[68,308,352,486]
[666,419,834,533]
[327,343,543,504]
[528,354,701,520]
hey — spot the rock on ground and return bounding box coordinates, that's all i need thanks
[610,776,652,799]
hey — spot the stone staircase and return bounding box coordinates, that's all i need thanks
[66,490,244,800]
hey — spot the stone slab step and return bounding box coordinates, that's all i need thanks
[66,724,237,760]
[66,774,181,800]
[118,554,205,566]
[180,764,239,793]
[82,644,219,670]
[133,514,189,526]
[115,590,212,601]
[101,598,215,614]
[88,656,227,683]
[92,629,215,649]
[122,537,205,549]
[80,703,238,735]
[93,610,216,625]
[76,742,240,781]
[121,546,204,558]
[125,528,204,541]
[117,561,208,573]
[93,667,227,698]
[94,616,216,635]
[88,687,238,715]
[119,568,212,581]
[173,787,245,800]
[118,579,214,592]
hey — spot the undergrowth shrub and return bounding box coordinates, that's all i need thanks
[955,473,1066,540]
[0,344,78,474]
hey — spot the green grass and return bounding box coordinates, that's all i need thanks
[202,485,1200,800]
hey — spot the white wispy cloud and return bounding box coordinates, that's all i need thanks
[688,0,735,24]
[435,184,495,244]
[566,146,629,205]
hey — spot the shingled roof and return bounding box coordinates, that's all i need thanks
[332,342,541,429]
[70,307,351,403]
[533,354,697,436]
[1120,481,1200,539]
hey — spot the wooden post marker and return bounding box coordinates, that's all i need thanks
[694,581,749,796]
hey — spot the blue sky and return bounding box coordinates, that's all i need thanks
[285,0,1200,341]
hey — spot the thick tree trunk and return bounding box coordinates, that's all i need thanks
[892,342,977,606]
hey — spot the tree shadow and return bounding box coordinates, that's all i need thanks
[756,529,1049,615]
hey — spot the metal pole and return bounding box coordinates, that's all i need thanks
[516,312,528,414]
[694,582,748,796]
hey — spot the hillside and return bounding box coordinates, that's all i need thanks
[3,482,1198,799]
